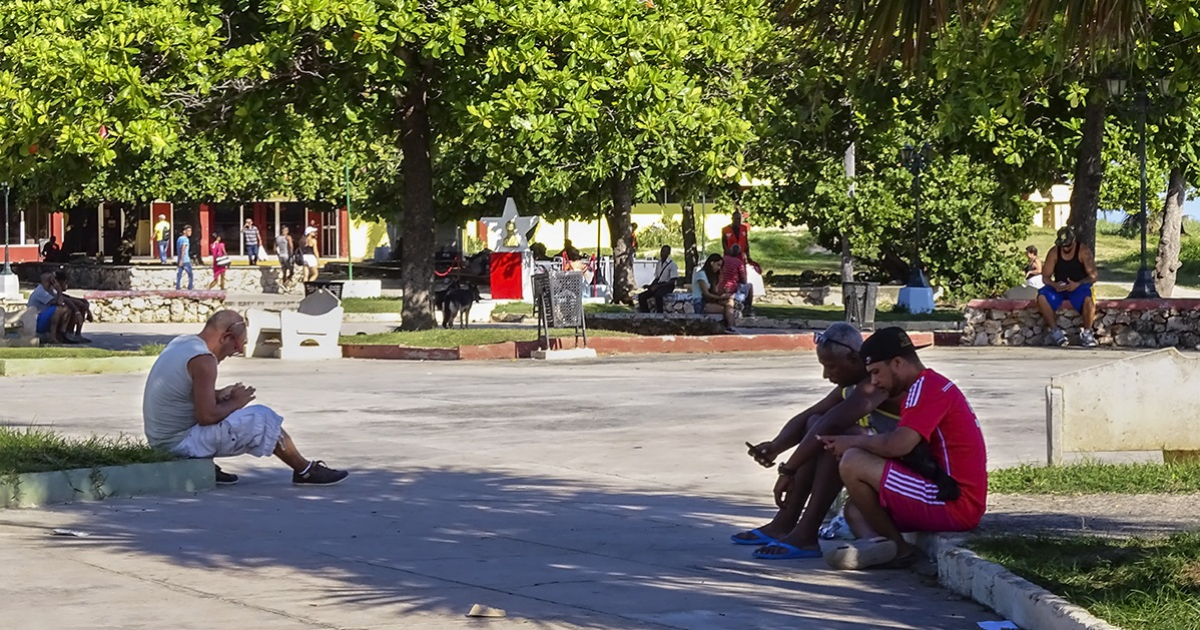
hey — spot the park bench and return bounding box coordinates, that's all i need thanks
[246,288,344,360]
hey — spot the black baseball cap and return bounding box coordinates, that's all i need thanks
[860,327,927,365]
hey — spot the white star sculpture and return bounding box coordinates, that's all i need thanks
[480,198,539,252]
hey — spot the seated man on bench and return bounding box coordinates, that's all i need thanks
[637,246,679,313]
[143,310,349,486]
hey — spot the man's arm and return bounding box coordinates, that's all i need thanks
[188,355,254,426]
[821,426,924,459]
[1041,248,1057,286]
[781,386,890,470]
[1080,245,1099,285]
[761,387,843,451]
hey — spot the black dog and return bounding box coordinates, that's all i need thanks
[434,283,481,329]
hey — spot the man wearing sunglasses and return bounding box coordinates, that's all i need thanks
[143,310,348,486]
[732,323,902,559]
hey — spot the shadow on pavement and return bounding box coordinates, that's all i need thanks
[9,466,1000,629]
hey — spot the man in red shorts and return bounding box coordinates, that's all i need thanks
[819,327,987,569]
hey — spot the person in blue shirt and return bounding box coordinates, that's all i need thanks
[176,225,194,290]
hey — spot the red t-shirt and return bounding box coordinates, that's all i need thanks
[718,255,746,294]
[899,369,988,527]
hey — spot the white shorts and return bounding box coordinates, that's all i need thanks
[170,405,284,459]
[302,254,318,267]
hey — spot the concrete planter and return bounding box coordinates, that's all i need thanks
[0,356,159,377]
[0,459,215,508]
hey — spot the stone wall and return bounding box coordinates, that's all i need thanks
[83,290,225,324]
[962,299,1200,348]
[20,263,302,294]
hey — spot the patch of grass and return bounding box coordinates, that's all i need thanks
[751,229,840,274]
[341,327,635,347]
[0,426,175,475]
[343,297,404,313]
[972,532,1200,630]
[755,304,964,323]
[989,461,1200,495]
[0,348,136,359]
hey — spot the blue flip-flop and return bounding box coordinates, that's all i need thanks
[730,529,776,546]
[753,542,823,560]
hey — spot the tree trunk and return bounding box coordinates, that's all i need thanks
[397,54,437,331]
[607,172,637,304]
[1067,98,1107,250]
[841,142,856,282]
[1154,166,1186,297]
[680,199,698,281]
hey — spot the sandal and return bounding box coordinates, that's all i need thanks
[730,528,776,546]
[753,542,823,560]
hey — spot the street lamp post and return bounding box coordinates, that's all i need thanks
[2,182,10,275]
[900,142,932,288]
[1107,76,1167,299]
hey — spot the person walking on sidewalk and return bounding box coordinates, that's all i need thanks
[175,225,194,290]
[276,226,294,288]
[142,310,349,486]
[242,219,262,266]
[208,233,230,291]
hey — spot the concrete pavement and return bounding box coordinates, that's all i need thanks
[0,348,1145,629]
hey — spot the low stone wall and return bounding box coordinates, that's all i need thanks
[19,263,302,294]
[83,290,225,324]
[962,298,1200,348]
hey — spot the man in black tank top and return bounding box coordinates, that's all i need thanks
[1036,226,1099,347]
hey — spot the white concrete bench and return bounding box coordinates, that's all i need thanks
[246,289,344,360]
[1,306,39,347]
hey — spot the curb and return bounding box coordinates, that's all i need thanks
[1,459,215,508]
[918,534,1120,630]
[0,356,159,377]
[344,313,401,323]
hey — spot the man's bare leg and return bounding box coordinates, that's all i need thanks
[759,450,843,555]
[839,447,911,558]
[1035,294,1057,328]
[273,429,311,473]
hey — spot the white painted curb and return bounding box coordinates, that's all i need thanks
[919,534,1121,630]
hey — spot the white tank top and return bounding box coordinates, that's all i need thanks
[143,335,213,450]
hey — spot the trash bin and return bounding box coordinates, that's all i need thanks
[842,282,879,329]
[304,281,344,300]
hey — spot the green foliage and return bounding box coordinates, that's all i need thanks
[636,212,684,251]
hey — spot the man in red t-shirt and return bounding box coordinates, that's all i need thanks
[820,327,987,569]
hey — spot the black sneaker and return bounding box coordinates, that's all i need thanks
[292,461,348,486]
[214,465,239,485]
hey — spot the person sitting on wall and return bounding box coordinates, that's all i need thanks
[27,272,82,344]
[143,310,349,486]
[736,324,903,560]
[53,271,93,341]
[1024,245,1044,289]
[40,236,61,263]
[819,328,988,570]
[637,245,680,313]
[719,244,753,320]
[1036,226,1098,347]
